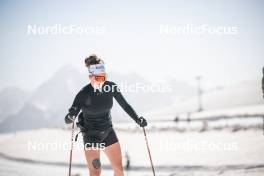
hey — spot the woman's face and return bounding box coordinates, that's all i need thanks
[89,73,106,89]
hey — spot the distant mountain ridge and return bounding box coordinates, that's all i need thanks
[0,65,195,133]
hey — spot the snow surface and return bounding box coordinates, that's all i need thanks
[0,122,264,175]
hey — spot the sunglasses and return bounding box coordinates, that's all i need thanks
[94,75,106,82]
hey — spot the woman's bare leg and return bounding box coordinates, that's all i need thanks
[84,146,101,176]
[103,142,124,176]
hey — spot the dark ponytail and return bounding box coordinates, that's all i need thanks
[84,54,104,68]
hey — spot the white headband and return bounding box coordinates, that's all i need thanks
[88,64,106,75]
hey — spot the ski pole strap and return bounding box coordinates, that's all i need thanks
[75,130,82,142]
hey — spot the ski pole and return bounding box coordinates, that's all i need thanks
[68,122,75,176]
[142,127,156,176]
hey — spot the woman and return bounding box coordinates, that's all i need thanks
[65,54,147,176]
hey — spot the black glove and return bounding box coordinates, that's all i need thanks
[136,116,147,127]
[64,106,79,124]
[65,113,76,124]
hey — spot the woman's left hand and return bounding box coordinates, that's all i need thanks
[137,116,147,127]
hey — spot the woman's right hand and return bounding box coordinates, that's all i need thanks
[65,113,76,124]
[64,106,79,124]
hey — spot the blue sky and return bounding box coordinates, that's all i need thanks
[0,0,263,91]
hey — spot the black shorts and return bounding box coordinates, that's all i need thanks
[82,128,118,149]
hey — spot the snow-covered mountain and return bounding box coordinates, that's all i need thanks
[0,65,86,132]
[145,79,264,120]
[0,87,31,122]
[0,103,46,133]
[28,65,86,126]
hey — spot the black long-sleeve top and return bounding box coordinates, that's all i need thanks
[66,81,140,130]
